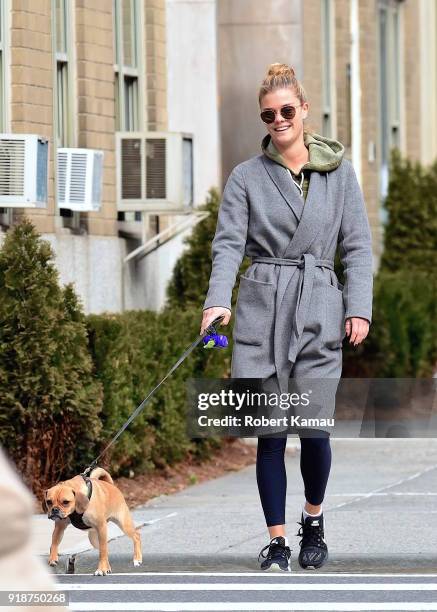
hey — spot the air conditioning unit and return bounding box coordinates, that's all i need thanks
[0,134,48,207]
[57,148,104,212]
[116,131,193,213]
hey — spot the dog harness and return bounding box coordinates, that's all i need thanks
[69,474,93,531]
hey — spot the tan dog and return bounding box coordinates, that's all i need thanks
[43,467,142,576]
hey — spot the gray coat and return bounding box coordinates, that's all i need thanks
[203,153,373,395]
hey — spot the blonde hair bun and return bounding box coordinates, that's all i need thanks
[266,63,296,78]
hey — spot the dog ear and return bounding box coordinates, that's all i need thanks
[73,490,90,514]
[41,489,48,513]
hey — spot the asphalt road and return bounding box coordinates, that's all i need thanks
[47,438,437,610]
[56,573,437,610]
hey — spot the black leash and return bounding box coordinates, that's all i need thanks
[82,314,225,477]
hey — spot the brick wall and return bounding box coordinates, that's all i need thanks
[10,0,55,233]
[7,0,170,238]
[144,0,167,131]
[143,0,169,234]
[76,0,117,236]
[358,0,381,264]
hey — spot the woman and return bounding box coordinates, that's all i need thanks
[200,63,373,571]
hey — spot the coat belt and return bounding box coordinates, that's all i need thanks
[251,255,334,270]
[250,254,335,366]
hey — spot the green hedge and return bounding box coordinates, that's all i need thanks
[86,306,228,477]
[342,269,436,377]
[380,149,436,275]
[342,148,436,377]
[0,220,103,492]
[0,218,229,493]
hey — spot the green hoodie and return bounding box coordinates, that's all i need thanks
[261,131,345,201]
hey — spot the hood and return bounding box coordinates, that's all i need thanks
[261,130,345,173]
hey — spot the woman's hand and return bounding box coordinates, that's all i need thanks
[345,317,370,346]
[200,307,231,335]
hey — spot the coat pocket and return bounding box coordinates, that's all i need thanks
[323,283,347,349]
[233,275,275,346]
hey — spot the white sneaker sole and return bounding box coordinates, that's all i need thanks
[262,561,291,572]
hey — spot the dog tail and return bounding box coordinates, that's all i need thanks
[89,467,114,485]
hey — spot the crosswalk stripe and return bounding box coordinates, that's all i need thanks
[67,603,437,611]
[58,583,437,591]
[328,492,437,496]
[63,572,437,578]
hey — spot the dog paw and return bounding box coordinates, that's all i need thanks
[48,559,58,566]
[133,559,142,567]
[94,566,112,576]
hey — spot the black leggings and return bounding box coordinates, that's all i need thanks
[256,433,331,527]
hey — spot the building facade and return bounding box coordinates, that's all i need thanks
[0,0,435,312]
[0,0,220,313]
[218,0,437,269]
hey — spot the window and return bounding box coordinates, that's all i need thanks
[0,1,5,132]
[53,0,73,148]
[114,0,143,222]
[183,138,193,206]
[435,4,437,158]
[419,0,437,163]
[124,75,138,130]
[321,0,336,137]
[0,1,12,228]
[0,0,9,133]
[378,0,402,203]
[52,0,77,227]
[113,0,142,132]
[56,62,69,147]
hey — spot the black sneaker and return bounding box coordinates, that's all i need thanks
[296,512,328,569]
[258,536,291,572]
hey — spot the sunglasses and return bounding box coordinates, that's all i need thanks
[260,104,303,124]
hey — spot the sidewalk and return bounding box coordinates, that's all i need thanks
[33,439,437,574]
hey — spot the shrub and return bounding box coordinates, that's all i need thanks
[380,149,436,275]
[86,306,228,476]
[0,219,103,492]
[342,149,437,377]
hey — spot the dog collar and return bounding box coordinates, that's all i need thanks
[69,474,93,531]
